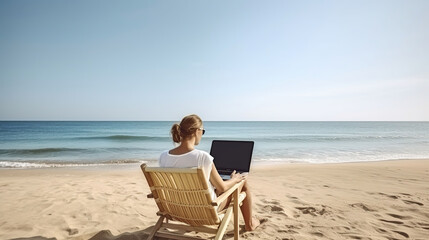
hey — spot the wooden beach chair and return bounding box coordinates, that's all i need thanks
[141,164,246,240]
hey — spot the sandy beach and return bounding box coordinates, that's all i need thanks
[1,159,428,240]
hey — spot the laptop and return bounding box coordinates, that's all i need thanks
[210,140,254,180]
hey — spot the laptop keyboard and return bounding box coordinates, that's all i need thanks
[218,170,233,175]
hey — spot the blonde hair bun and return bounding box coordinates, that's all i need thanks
[170,114,202,143]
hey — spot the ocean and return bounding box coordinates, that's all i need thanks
[0,121,428,168]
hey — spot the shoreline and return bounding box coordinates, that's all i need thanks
[1,157,428,170]
[1,159,428,239]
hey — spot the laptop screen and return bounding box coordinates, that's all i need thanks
[210,140,254,173]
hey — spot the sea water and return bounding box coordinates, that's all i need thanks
[0,121,428,168]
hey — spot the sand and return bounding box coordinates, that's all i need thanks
[0,159,428,240]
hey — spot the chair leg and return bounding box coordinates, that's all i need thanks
[233,189,239,240]
[215,205,233,240]
[147,215,165,240]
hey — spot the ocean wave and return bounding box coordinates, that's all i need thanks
[75,135,169,141]
[0,148,86,155]
[0,159,157,168]
[0,147,154,156]
[252,135,411,142]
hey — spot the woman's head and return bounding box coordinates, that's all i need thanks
[171,114,204,144]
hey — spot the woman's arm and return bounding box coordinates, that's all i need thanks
[209,163,246,193]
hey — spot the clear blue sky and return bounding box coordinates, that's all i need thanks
[1,0,428,121]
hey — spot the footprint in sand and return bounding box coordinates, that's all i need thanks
[311,231,324,237]
[400,193,411,196]
[347,235,364,239]
[66,228,79,236]
[379,219,404,225]
[349,203,376,212]
[378,192,400,199]
[286,194,299,200]
[278,229,298,234]
[261,204,287,216]
[393,230,409,238]
[295,206,328,216]
[402,200,424,206]
[386,213,412,220]
[268,205,284,211]
[286,195,310,206]
[262,198,280,205]
[258,198,286,215]
[417,222,429,230]
[295,206,317,216]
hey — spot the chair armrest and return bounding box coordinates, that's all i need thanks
[212,180,245,206]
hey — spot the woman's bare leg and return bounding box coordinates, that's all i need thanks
[240,180,261,231]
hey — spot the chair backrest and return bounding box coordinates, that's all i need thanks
[142,164,220,226]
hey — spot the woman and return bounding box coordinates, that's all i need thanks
[159,114,261,231]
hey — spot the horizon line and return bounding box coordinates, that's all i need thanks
[1,120,428,122]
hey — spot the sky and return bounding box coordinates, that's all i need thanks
[1,0,428,121]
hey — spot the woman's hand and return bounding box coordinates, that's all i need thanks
[210,164,246,193]
[230,170,246,183]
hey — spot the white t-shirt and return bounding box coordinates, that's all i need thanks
[159,149,216,201]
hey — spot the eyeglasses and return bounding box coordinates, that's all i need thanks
[198,128,206,135]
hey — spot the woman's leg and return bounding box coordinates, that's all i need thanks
[216,181,261,231]
[240,180,261,231]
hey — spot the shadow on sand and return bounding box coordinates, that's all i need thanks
[10,224,245,240]
[10,237,57,240]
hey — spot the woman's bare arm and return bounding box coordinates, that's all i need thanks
[209,163,246,193]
